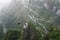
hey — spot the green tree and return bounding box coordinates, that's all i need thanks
[3,30,21,40]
